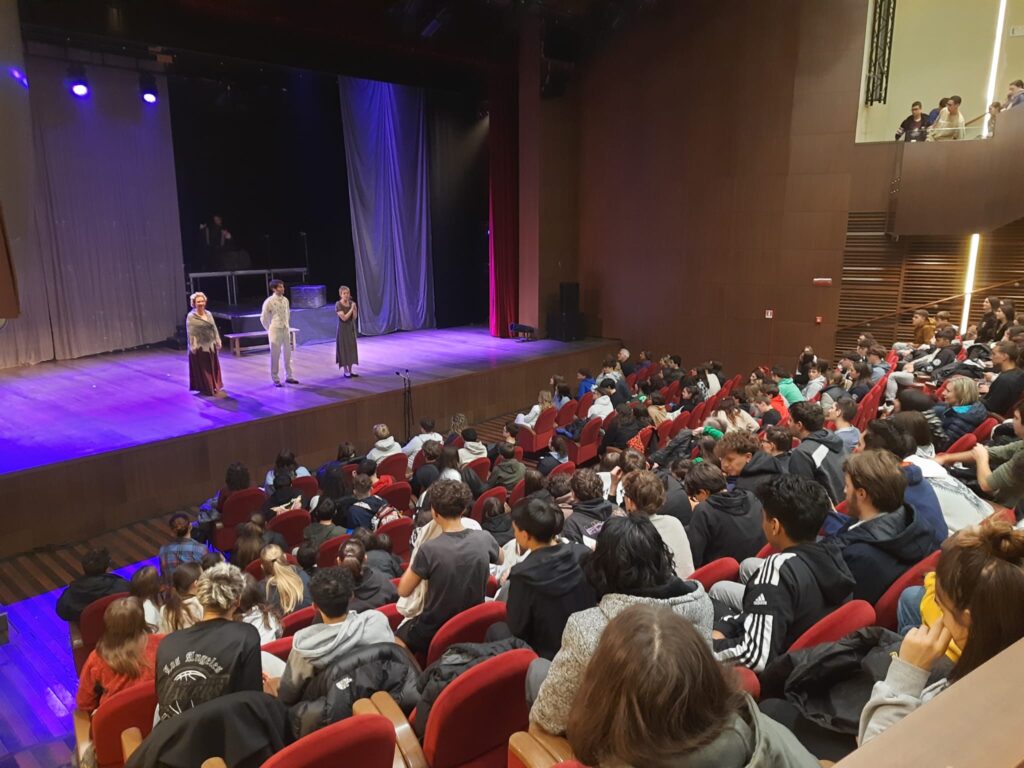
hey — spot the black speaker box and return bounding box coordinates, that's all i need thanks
[559,282,580,315]
[547,311,584,342]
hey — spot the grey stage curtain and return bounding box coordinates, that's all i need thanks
[338,77,435,335]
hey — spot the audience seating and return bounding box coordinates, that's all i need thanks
[656,419,673,447]
[341,461,360,492]
[377,453,409,483]
[282,605,316,637]
[357,647,538,768]
[634,425,654,454]
[376,602,404,632]
[466,457,491,483]
[577,391,594,416]
[470,487,507,523]
[566,419,601,466]
[555,400,578,427]
[292,474,320,499]
[260,713,397,768]
[214,487,267,552]
[669,410,691,437]
[73,680,157,768]
[412,450,428,474]
[379,481,413,514]
[690,401,707,426]
[427,601,509,666]
[317,533,352,568]
[601,411,616,431]
[377,516,414,559]
[943,433,978,455]
[517,408,558,454]
[266,508,310,549]
[547,461,575,478]
[508,730,576,768]
[755,543,777,558]
[449,435,465,449]
[509,479,526,506]
[244,559,264,580]
[873,550,942,630]
[495,447,525,464]
[788,600,876,652]
[734,666,761,700]
[689,558,740,591]
[262,636,294,662]
[973,417,1000,442]
[74,591,129,673]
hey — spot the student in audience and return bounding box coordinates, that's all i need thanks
[616,347,636,377]
[433,446,464,485]
[487,421,519,462]
[661,355,684,383]
[711,396,760,433]
[231,523,266,572]
[818,368,849,410]
[832,450,938,603]
[936,401,1024,506]
[302,497,345,553]
[238,574,282,644]
[351,527,403,578]
[529,515,713,736]
[338,539,398,611]
[575,368,596,398]
[248,512,287,550]
[934,310,957,335]
[444,413,467,445]
[771,365,804,406]
[516,390,555,428]
[601,403,642,451]
[484,442,526,493]
[905,309,937,348]
[933,376,987,451]
[537,435,571,476]
[715,430,782,493]
[159,563,204,633]
[896,388,947,450]
[130,566,162,631]
[711,475,854,674]
[367,423,403,462]
[848,361,874,402]
[567,604,819,768]
[800,360,828,401]
[623,469,694,578]
[587,379,617,419]
[261,472,303,518]
[263,450,310,490]
[981,341,1024,416]
[480,496,515,547]
[992,300,1016,341]
[316,443,357,488]
[296,544,317,579]
[261,544,312,615]
[859,522,1024,744]
[926,96,948,125]
[752,394,781,427]
[552,378,572,409]
[646,391,670,426]
[675,383,703,412]
[865,345,890,382]
[410,439,442,496]
[402,417,443,470]
[56,547,130,622]
[395,480,501,654]
[345,473,387,529]
[761,426,794,470]
[457,428,488,466]
[197,462,251,542]
[562,469,616,544]
[77,597,163,714]
[976,296,1002,344]
[546,471,576,520]
[829,396,861,452]
[492,497,595,660]
[155,563,260,721]
[787,401,846,504]
[895,100,932,141]
[928,95,965,141]
[685,463,766,568]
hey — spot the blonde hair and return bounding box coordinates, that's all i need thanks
[196,562,245,613]
[538,390,554,411]
[339,285,352,296]
[947,376,980,405]
[261,544,304,614]
[189,292,208,308]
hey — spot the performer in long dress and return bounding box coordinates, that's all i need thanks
[335,285,359,378]
[261,279,298,387]
[186,292,226,397]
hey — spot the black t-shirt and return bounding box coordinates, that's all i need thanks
[412,529,499,633]
[156,618,262,721]
[984,368,1024,417]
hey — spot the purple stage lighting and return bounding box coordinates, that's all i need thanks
[139,73,158,104]
[8,66,28,88]
[71,82,89,97]
[67,63,89,98]
[142,91,157,103]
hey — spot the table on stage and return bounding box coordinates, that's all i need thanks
[187,267,309,304]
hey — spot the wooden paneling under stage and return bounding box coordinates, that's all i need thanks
[0,328,616,558]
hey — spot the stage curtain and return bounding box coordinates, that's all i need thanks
[338,77,435,335]
[488,70,519,338]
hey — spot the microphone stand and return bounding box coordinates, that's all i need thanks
[395,369,414,444]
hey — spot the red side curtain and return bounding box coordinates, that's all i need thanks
[488,68,518,338]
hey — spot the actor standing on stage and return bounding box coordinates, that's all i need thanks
[186,292,226,397]
[261,279,299,387]
[335,285,359,378]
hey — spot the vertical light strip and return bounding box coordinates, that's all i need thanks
[962,234,981,331]
[983,0,1008,138]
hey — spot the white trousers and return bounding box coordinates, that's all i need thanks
[269,331,293,382]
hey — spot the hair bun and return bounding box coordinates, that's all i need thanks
[982,520,1024,561]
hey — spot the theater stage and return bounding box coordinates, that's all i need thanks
[0,327,616,557]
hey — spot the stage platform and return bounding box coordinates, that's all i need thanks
[0,327,617,557]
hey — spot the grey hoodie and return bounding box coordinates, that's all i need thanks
[367,436,402,462]
[277,610,394,705]
[458,441,488,466]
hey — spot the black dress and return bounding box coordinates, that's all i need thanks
[335,301,359,368]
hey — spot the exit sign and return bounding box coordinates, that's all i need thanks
[764,309,774,319]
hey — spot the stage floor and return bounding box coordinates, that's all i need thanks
[0,327,607,476]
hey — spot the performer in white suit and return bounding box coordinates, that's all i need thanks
[261,279,298,387]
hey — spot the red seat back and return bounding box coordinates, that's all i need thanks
[656,419,674,447]
[92,681,158,768]
[944,433,978,455]
[509,479,526,506]
[670,410,692,437]
[378,481,413,513]
[423,648,537,768]
[467,457,491,483]
[412,449,428,474]
[261,713,396,768]
[874,549,942,630]
[602,411,617,431]
[449,435,465,449]
[973,417,1000,441]
[244,559,264,580]
[215,488,267,551]
[292,475,319,499]
[788,600,876,652]
[494,446,525,464]
[80,592,130,649]
[689,558,740,592]
[282,605,316,637]
[470,486,507,523]
[376,516,414,559]
[556,400,578,427]
[427,601,509,666]
[266,508,311,549]
[341,462,360,492]
[262,636,294,662]
[317,533,352,568]
[635,425,654,454]
[376,602,404,632]
[547,461,576,479]
[756,543,777,558]
[376,452,407,483]
[577,391,595,416]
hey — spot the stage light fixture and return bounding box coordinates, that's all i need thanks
[67,64,89,98]
[8,67,28,89]
[139,73,158,104]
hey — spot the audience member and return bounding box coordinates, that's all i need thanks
[480,495,514,546]
[337,539,398,611]
[1006,79,1024,109]
[345,474,387,529]
[895,100,931,141]
[529,515,713,736]
[866,345,890,383]
[444,413,468,445]
[587,379,617,419]
[263,450,310,490]
[715,430,783,493]
[261,544,311,615]
[976,296,1002,343]
[196,462,251,542]
[155,563,260,721]
[562,469,616,544]
[926,96,948,125]
[457,428,488,466]
[402,418,443,470]
[801,360,828,401]
[819,368,849,410]
[302,497,345,551]
[515,390,555,428]
[624,469,694,578]
[261,472,303,518]
[848,361,874,401]
[771,365,804,406]
[435,447,464,484]
[159,563,203,633]
[928,94,965,141]
[537,435,571,476]
[366,423,402,462]
[56,547,130,623]
[77,597,162,713]
[933,377,987,451]
[546,471,575,519]
[238,575,282,644]
[787,401,846,503]
[410,439,442,495]
[908,309,937,347]
[936,401,1024,506]
[896,388,947,450]
[601,403,642,450]
[351,528,403,578]
[685,463,766,568]
[981,341,1024,416]
[483,443,526,493]
[295,544,317,579]
[575,368,595,398]
[130,565,162,631]
[829,397,861,452]
[712,396,760,433]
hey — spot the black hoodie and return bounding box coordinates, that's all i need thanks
[506,543,596,660]
[833,503,938,604]
[562,497,615,544]
[56,573,130,622]
[714,542,856,673]
[789,429,846,504]
[686,490,767,568]
[731,451,783,494]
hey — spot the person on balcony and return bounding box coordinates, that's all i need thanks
[895,100,932,142]
[928,95,965,141]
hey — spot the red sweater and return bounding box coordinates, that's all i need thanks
[76,633,163,712]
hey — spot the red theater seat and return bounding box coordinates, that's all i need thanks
[427,601,508,666]
[260,713,396,768]
[292,474,319,499]
[874,550,942,630]
[548,461,576,479]
[266,508,310,549]
[379,481,413,513]
[214,487,267,552]
[689,558,739,592]
[377,516,414,559]
[262,636,294,662]
[788,600,876,652]
[317,533,352,568]
[75,592,130,673]
[566,418,601,466]
[74,680,157,768]
[282,605,316,637]
[470,486,507,523]
[377,452,408,483]
[518,407,558,454]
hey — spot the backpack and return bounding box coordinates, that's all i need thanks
[371,504,404,532]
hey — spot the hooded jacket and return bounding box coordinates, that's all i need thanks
[903,455,991,533]
[55,573,130,622]
[366,549,403,579]
[481,512,515,547]
[789,430,846,504]
[530,579,714,736]
[833,503,939,604]
[561,497,616,544]
[933,401,988,451]
[658,469,694,527]
[731,451,784,494]
[900,463,948,548]
[277,610,395,706]
[506,543,596,660]
[714,543,856,673]
[366,436,402,462]
[486,459,526,493]
[687,490,767,568]
[457,441,488,467]
[349,567,399,612]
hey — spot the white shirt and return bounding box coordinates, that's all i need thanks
[260,294,291,336]
[651,514,695,578]
[588,395,614,420]
[403,432,444,469]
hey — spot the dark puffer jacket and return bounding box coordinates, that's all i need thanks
[933,401,987,451]
[288,642,420,738]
